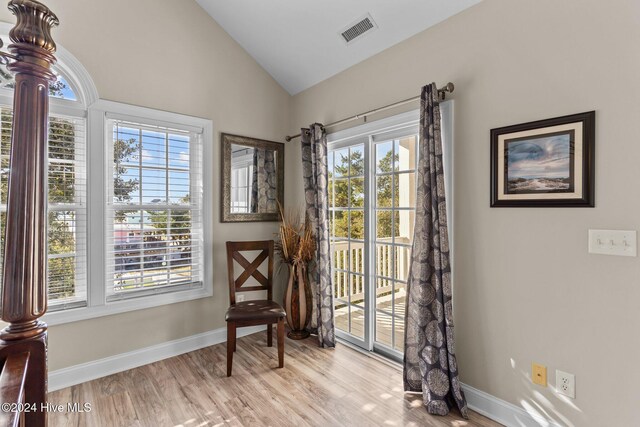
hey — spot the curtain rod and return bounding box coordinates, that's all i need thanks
[285,82,454,142]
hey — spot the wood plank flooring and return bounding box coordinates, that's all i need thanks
[49,331,501,427]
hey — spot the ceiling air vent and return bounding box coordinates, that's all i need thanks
[340,14,377,44]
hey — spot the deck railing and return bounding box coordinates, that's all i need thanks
[332,238,411,304]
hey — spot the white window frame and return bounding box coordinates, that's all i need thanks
[0,97,89,312]
[0,23,99,114]
[40,100,213,325]
[0,22,96,316]
[229,150,254,213]
[0,22,214,325]
[328,111,419,359]
[327,104,454,361]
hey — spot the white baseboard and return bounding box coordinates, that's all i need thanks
[48,325,264,392]
[462,383,564,427]
[50,330,561,427]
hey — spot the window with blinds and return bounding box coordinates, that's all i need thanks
[105,119,204,300]
[0,108,87,310]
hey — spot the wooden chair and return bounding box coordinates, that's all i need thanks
[225,240,285,376]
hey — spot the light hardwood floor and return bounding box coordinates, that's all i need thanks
[49,332,501,427]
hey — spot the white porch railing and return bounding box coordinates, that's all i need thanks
[332,238,411,304]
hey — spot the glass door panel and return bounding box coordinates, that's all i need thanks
[329,144,367,345]
[328,105,453,362]
[373,135,416,356]
[329,132,418,358]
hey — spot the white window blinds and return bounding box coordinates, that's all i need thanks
[105,119,204,300]
[0,108,87,310]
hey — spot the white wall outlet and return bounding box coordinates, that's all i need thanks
[556,370,575,398]
[236,294,245,302]
[588,229,637,257]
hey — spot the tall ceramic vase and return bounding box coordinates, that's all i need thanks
[284,262,312,339]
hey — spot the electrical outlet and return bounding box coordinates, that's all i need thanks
[556,370,575,398]
[236,294,245,302]
[531,363,547,387]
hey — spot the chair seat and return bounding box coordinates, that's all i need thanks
[225,300,286,322]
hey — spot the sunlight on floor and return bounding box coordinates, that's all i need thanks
[409,399,423,408]
[176,417,196,426]
[362,402,377,412]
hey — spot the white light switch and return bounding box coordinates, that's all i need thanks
[588,230,637,257]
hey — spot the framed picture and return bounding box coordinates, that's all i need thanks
[490,111,595,207]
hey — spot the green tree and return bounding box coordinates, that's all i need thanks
[330,149,398,239]
[49,79,68,98]
[4,75,68,98]
[374,149,399,238]
[331,150,364,239]
[146,194,192,263]
[112,137,140,223]
[147,207,191,247]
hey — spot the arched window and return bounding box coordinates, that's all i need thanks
[0,22,98,311]
[0,23,212,324]
[0,66,77,101]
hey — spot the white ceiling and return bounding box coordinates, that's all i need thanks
[196,0,482,95]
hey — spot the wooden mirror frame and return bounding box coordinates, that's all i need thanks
[221,133,285,222]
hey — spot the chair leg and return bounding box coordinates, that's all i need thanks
[267,323,273,347]
[227,322,236,377]
[277,318,284,368]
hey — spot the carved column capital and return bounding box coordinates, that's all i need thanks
[8,0,58,52]
[6,0,59,81]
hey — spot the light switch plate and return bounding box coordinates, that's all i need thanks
[588,230,637,257]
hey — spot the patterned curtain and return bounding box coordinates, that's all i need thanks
[403,84,468,417]
[301,124,336,348]
[251,148,277,213]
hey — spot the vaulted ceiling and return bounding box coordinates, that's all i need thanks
[196,0,482,95]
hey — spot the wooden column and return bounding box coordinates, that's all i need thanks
[0,1,59,425]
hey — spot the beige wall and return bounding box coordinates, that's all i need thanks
[0,0,290,371]
[287,1,640,426]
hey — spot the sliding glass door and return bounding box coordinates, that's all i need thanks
[373,135,416,355]
[329,143,367,345]
[329,132,416,357]
[328,105,453,360]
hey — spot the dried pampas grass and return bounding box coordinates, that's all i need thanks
[275,202,315,266]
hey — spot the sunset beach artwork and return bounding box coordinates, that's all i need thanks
[505,131,574,194]
[490,112,595,207]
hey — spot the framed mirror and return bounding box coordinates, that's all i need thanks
[221,133,285,222]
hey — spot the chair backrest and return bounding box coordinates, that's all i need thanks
[226,240,274,305]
